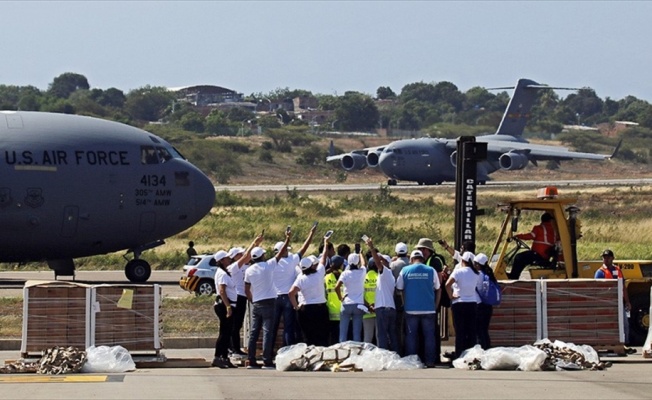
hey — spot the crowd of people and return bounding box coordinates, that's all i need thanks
[199,228,499,369]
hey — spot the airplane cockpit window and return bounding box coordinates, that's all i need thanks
[141,146,159,165]
[157,147,172,163]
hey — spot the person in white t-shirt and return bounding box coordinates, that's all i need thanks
[364,237,399,353]
[289,255,329,346]
[272,224,317,348]
[335,251,367,343]
[244,232,289,369]
[445,251,482,358]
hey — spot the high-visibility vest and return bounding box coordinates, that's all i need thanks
[363,270,377,319]
[325,272,341,321]
[599,265,623,279]
[516,221,556,259]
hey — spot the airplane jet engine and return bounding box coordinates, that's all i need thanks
[499,152,529,170]
[449,151,458,167]
[366,151,382,168]
[341,153,367,171]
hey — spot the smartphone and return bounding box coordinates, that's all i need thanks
[437,239,445,245]
[312,221,319,229]
[324,230,333,239]
[261,229,265,236]
[354,243,361,254]
[286,225,291,234]
[361,234,369,242]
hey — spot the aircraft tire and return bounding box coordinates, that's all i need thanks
[125,259,152,283]
[388,179,397,186]
[629,293,649,346]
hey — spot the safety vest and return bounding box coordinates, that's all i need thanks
[324,272,341,321]
[599,265,623,279]
[363,270,377,319]
[516,221,556,259]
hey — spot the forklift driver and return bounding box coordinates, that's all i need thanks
[507,212,556,280]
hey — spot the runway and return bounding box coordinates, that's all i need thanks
[216,178,652,192]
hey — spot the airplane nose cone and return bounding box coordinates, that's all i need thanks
[378,152,394,177]
[193,169,215,222]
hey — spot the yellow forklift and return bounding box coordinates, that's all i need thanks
[490,187,652,345]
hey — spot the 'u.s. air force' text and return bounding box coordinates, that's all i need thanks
[4,150,130,166]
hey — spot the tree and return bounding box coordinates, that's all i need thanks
[124,86,174,122]
[180,112,205,133]
[335,92,380,131]
[48,73,90,99]
[90,87,126,108]
[376,86,396,100]
[205,110,235,136]
[399,82,438,104]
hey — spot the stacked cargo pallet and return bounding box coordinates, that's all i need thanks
[489,280,541,347]
[488,279,622,348]
[21,281,161,358]
[543,279,622,345]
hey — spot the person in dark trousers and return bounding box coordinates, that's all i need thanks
[186,241,197,260]
[244,232,289,369]
[289,254,330,346]
[271,225,317,349]
[595,249,632,348]
[396,249,441,367]
[473,253,495,350]
[211,249,236,368]
[508,212,557,279]
[446,251,481,359]
[415,238,448,365]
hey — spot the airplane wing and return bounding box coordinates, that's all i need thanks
[326,144,386,170]
[484,140,614,161]
[326,146,385,162]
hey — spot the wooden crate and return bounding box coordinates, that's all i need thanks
[21,281,161,357]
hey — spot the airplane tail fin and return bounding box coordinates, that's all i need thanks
[491,78,580,138]
[610,138,623,159]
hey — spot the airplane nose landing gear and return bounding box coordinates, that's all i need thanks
[123,239,163,283]
[125,259,151,283]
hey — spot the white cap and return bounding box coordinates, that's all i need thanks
[474,253,488,265]
[395,242,408,255]
[308,255,318,265]
[299,257,313,270]
[273,241,291,252]
[462,251,475,263]
[410,250,424,259]
[381,254,392,264]
[348,253,360,266]
[227,247,245,259]
[213,250,229,263]
[251,247,266,260]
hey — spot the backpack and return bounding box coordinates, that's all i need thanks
[477,273,501,306]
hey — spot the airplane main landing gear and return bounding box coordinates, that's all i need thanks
[387,179,398,186]
[125,259,151,283]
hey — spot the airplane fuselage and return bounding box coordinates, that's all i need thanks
[0,111,215,263]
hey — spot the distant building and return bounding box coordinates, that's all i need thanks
[170,85,244,106]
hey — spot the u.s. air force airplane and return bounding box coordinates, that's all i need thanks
[327,78,618,185]
[0,111,215,282]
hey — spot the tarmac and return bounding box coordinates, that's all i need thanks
[0,340,651,400]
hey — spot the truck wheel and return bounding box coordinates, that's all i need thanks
[195,279,216,296]
[629,294,650,346]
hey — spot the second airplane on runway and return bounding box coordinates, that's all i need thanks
[327,78,618,185]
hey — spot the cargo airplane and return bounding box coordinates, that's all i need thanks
[327,78,618,185]
[0,111,215,282]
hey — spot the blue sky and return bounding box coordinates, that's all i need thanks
[3,1,652,101]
